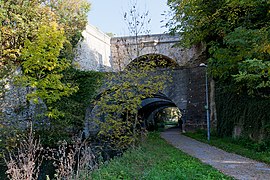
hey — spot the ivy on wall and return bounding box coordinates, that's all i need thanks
[37,68,105,146]
[216,84,270,141]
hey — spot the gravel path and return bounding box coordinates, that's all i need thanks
[161,128,270,180]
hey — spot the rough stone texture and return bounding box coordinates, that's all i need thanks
[161,128,270,180]
[81,33,208,134]
[0,80,45,128]
[158,67,207,128]
[0,68,46,127]
[84,67,208,135]
[110,34,205,71]
[74,24,112,71]
[2,29,208,132]
[109,34,207,129]
[186,67,207,129]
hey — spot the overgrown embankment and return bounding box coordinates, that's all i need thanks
[216,86,270,142]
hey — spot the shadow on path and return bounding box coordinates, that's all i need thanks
[161,128,270,180]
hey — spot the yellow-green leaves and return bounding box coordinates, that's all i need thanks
[21,23,66,76]
[1,0,90,118]
[96,59,170,150]
[19,22,78,116]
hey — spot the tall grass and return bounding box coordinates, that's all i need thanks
[3,131,97,179]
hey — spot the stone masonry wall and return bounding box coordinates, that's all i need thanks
[110,34,205,71]
[74,24,112,71]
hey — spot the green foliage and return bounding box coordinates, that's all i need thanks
[167,0,270,96]
[1,0,90,103]
[37,69,104,146]
[209,27,270,95]
[215,86,270,141]
[90,132,231,179]
[1,0,91,146]
[96,61,169,150]
[1,0,56,95]
[233,59,270,97]
[18,22,77,117]
[167,0,269,47]
[168,0,270,138]
[45,0,91,47]
[95,2,171,151]
[1,0,54,64]
[185,130,270,164]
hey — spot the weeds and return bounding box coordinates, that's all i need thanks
[48,136,97,179]
[4,131,43,180]
[3,130,97,180]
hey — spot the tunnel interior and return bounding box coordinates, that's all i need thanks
[89,53,183,133]
[128,54,182,130]
[138,93,182,131]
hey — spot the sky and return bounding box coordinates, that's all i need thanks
[87,0,171,36]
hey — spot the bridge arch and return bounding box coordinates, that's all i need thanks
[83,66,207,138]
[126,53,180,70]
[110,34,205,71]
[84,90,184,136]
[138,93,183,130]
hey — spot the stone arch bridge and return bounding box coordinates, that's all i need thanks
[83,33,208,134]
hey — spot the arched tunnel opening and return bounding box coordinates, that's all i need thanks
[84,53,186,137]
[138,93,183,131]
[127,54,183,131]
[88,92,183,135]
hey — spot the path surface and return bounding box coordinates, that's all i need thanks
[161,128,270,180]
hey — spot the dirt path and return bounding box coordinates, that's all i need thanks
[161,128,270,180]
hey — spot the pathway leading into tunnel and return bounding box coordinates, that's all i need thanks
[161,128,270,180]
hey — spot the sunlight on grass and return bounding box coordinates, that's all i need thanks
[90,132,232,180]
[185,131,270,165]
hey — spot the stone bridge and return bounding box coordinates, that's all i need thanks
[1,25,208,133]
[110,34,205,71]
[81,32,208,134]
[110,34,207,129]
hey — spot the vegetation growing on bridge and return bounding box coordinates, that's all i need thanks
[0,0,91,146]
[167,0,270,140]
[0,1,96,178]
[94,2,178,151]
[95,58,170,150]
[1,0,269,178]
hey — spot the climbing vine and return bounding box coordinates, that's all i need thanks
[216,84,270,141]
[37,69,104,146]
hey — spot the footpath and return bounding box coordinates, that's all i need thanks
[161,128,270,180]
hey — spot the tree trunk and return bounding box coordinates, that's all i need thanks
[210,78,217,129]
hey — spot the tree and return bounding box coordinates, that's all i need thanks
[0,0,90,149]
[95,1,170,150]
[19,22,78,118]
[44,0,90,48]
[167,0,270,96]
[167,0,270,138]
[96,61,169,149]
[0,0,90,117]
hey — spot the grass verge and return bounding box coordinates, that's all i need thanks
[185,130,270,165]
[90,132,232,180]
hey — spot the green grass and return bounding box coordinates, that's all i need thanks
[185,130,270,165]
[91,132,232,180]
